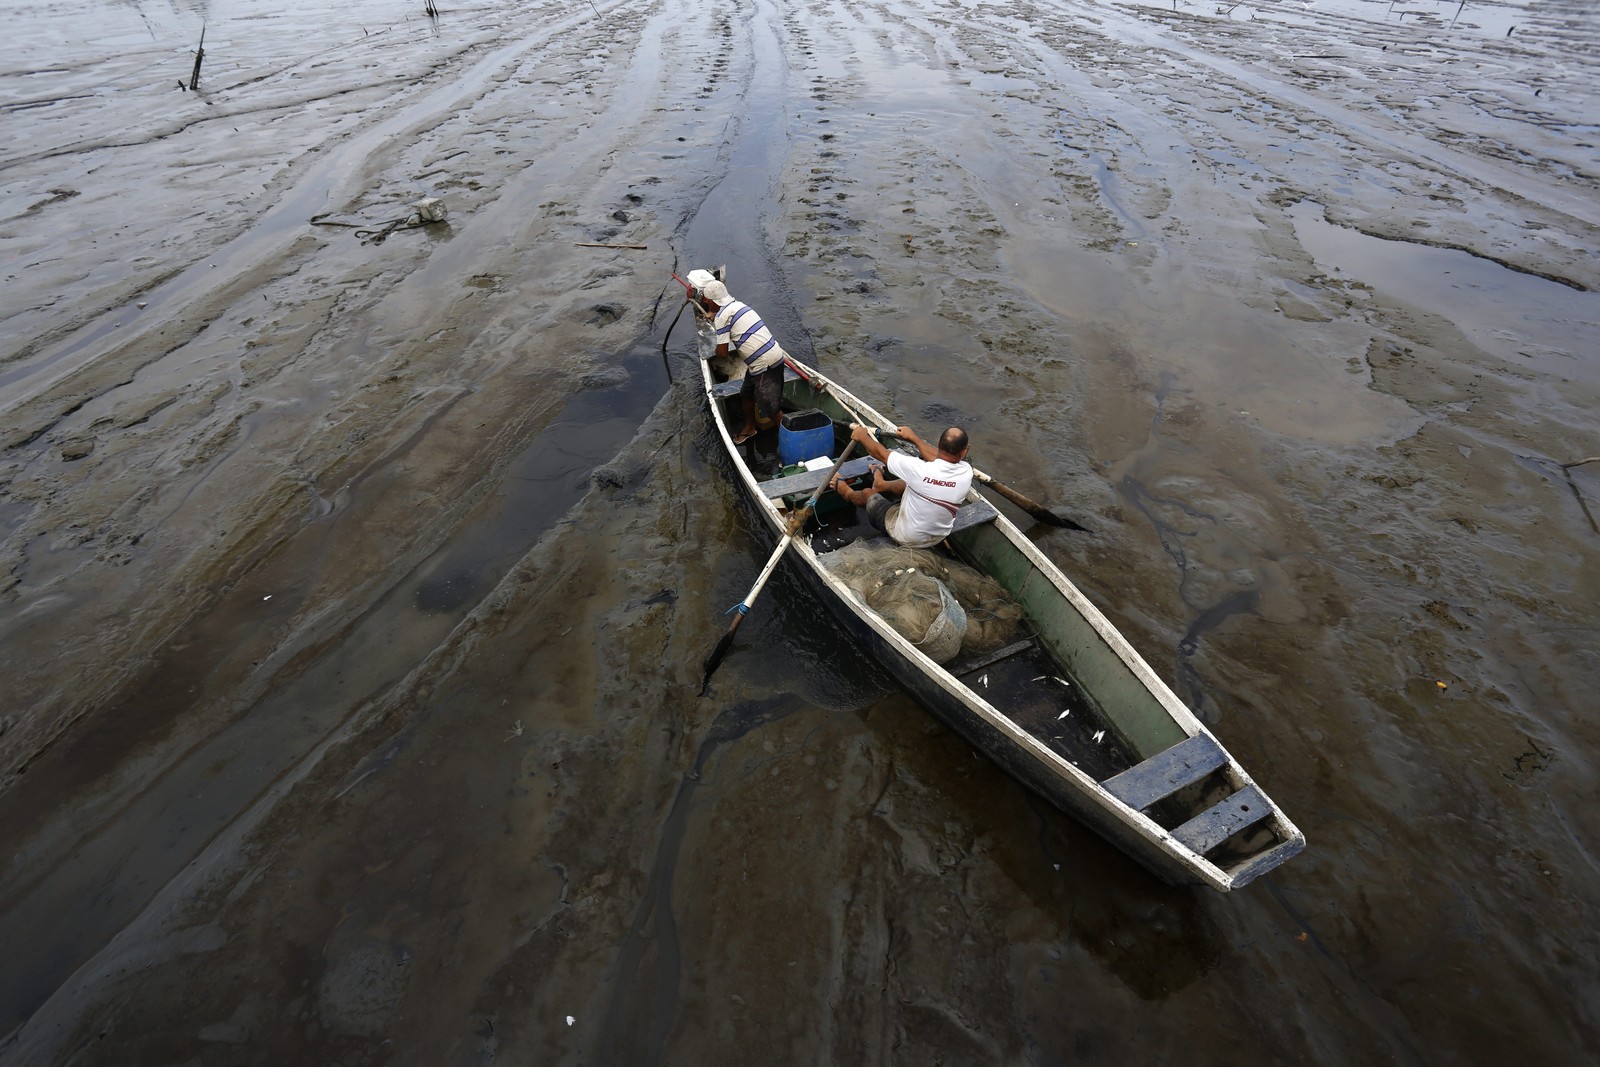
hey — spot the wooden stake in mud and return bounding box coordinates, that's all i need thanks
[425,0,439,17]
[1559,458,1600,536]
[188,25,206,92]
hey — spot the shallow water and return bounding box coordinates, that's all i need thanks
[2,0,1598,1063]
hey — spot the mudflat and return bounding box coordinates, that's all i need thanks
[2,0,1597,1063]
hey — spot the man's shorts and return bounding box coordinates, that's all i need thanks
[866,493,900,537]
[740,362,784,423]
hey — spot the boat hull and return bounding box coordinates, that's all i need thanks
[785,559,1241,886]
[698,346,1304,890]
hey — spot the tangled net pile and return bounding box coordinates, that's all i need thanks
[820,540,1023,663]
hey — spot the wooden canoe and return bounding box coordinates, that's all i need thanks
[698,345,1304,891]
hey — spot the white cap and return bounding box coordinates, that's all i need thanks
[686,269,729,305]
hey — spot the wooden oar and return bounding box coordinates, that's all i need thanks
[700,439,863,694]
[787,359,1089,532]
[968,467,1088,531]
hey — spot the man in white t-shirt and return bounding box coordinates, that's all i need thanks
[686,269,789,445]
[830,423,973,548]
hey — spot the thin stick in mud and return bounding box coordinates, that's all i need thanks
[188,25,206,92]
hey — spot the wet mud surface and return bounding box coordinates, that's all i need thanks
[2,0,1597,1062]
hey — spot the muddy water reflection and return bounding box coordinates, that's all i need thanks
[1288,200,1600,377]
[595,693,810,1064]
[0,340,669,1036]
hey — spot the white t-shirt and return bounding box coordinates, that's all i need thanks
[713,300,786,374]
[885,451,973,546]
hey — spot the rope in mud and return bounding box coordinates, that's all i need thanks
[309,214,432,244]
[659,295,693,385]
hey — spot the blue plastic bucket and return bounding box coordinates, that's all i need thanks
[778,409,833,465]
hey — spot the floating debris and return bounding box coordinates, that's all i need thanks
[980,673,989,687]
[1057,709,1070,719]
[1093,730,1105,744]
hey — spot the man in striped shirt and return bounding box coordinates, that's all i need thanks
[688,270,790,445]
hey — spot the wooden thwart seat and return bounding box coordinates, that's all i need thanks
[1101,732,1228,810]
[1170,783,1273,855]
[762,457,877,499]
[947,496,999,534]
[762,467,1001,538]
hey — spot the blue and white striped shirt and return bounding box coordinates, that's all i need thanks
[713,300,786,373]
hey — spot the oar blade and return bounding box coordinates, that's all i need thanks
[700,628,738,696]
[975,473,1089,532]
[1023,503,1089,531]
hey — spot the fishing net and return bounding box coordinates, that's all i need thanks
[941,565,1024,654]
[865,567,967,664]
[819,540,1023,660]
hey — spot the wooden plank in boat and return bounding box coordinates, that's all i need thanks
[948,496,999,534]
[1101,733,1228,811]
[1170,783,1273,855]
[764,469,1000,539]
[762,457,878,498]
[1222,834,1306,888]
[951,637,1036,678]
